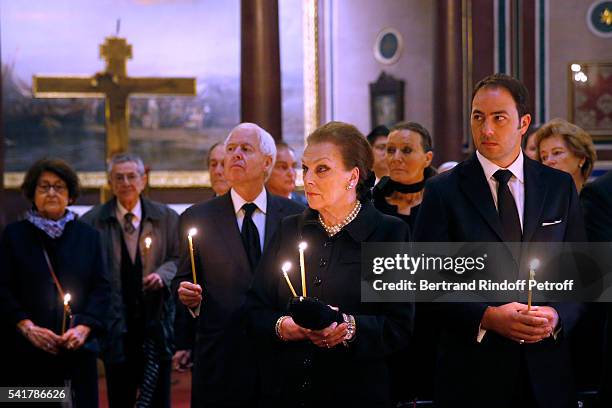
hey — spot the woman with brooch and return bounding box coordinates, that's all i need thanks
[372,121,435,232]
[247,121,413,407]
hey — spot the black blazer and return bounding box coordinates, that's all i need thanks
[581,171,612,405]
[172,191,303,406]
[247,202,414,407]
[414,153,586,408]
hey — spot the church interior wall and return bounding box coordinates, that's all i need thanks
[323,0,434,135]
[548,0,612,121]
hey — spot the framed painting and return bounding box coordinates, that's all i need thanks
[568,61,612,142]
[2,0,240,188]
[369,71,405,129]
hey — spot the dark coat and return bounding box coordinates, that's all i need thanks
[580,171,612,405]
[81,197,179,364]
[0,219,110,386]
[413,153,586,408]
[172,191,304,406]
[247,202,414,408]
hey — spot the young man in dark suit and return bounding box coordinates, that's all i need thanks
[173,123,304,407]
[414,74,586,407]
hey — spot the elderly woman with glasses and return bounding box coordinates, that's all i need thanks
[0,158,110,407]
[247,121,413,407]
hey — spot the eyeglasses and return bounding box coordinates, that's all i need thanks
[36,183,67,194]
[112,173,141,184]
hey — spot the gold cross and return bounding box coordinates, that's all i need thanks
[602,8,612,26]
[32,36,196,160]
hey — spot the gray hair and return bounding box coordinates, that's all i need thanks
[107,153,146,175]
[225,123,277,180]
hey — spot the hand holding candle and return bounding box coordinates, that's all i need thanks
[298,242,308,297]
[527,258,540,311]
[188,228,198,285]
[282,261,298,297]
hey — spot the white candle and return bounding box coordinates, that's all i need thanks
[188,228,198,285]
[298,242,308,297]
[281,262,298,297]
[527,258,540,311]
[62,293,72,335]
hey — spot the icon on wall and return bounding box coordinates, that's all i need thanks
[587,1,612,38]
[373,28,403,65]
[369,72,405,128]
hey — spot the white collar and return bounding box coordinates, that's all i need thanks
[476,150,524,184]
[231,187,268,215]
[116,198,142,221]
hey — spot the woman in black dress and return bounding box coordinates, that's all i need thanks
[247,121,413,407]
[0,159,110,407]
[373,121,435,231]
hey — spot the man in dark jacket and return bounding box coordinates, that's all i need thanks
[414,74,586,407]
[174,123,304,407]
[82,153,179,408]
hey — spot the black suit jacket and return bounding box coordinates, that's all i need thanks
[414,153,586,408]
[172,191,303,406]
[581,171,612,405]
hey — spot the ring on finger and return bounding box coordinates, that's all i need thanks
[519,339,525,344]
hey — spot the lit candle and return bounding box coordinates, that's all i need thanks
[144,236,152,275]
[281,262,298,297]
[298,242,308,297]
[62,293,72,335]
[527,258,540,311]
[188,228,198,285]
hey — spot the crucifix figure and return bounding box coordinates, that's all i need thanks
[32,36,196,159]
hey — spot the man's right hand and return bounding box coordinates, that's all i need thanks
[481,302,552,343]
[172,350,192,372]
[178,281,202,308]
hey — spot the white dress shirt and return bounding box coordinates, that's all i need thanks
[231,187,267,252]
[476,150,525,231]
[475,150,524,343]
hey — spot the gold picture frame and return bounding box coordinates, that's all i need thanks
[568,61,612,142]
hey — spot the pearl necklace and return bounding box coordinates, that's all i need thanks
[318,201,362,237]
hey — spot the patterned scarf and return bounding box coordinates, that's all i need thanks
[25,209,77,239]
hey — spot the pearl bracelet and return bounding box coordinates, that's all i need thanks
[275,315,290,341]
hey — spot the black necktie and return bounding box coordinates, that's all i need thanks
[124,212,136,235]
[241,203,262,270]
[493,170,522,242]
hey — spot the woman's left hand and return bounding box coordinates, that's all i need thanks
[61,325,91,350]
[305,321,348,349]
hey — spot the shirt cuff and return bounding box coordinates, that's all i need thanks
[188,303,201,318]
[477,325,487,343]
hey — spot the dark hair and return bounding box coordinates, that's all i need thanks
[21,158,80,203]
[521,125,540,149]
[307,121,374,201]
[472,73,530,118]
[275,141,295,152]
[206,142,225,167]
[366,125,390,146]
[390,121,433,153]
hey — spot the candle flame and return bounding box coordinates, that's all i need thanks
[282,261,292,273]
[64,293,71,305]
[529,259,540,270]
[144,236,152,249]
[188,228,198,238]
[298,241,307,251]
